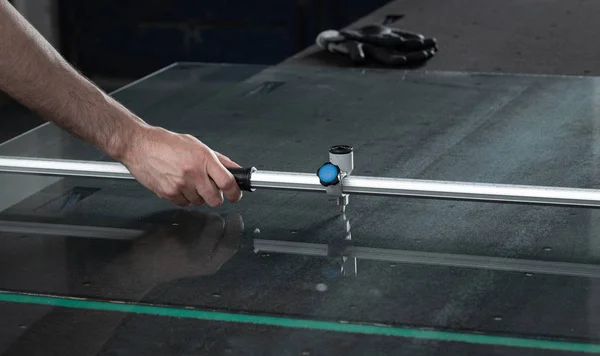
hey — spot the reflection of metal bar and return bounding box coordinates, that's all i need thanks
[253,239,328,256]
[3,156,600,207]
[253,239,600,279]
[0,220,145,240]
[342,256,357,276]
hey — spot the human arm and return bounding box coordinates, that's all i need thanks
[0,0,241,207]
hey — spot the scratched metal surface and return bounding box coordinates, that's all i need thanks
[1,63,600,355]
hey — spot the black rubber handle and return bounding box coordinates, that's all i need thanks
[227,167,255,192]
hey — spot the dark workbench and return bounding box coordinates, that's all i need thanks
[1,62,600,355]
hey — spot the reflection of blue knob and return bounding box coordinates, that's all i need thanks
[317,162,340,186]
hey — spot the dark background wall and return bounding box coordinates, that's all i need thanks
[0,0,391,141]
[6,0,600,143]
[55,0,392,79]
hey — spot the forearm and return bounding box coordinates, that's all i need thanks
[0,0,147,159]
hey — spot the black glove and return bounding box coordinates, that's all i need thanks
[316,24,438,66]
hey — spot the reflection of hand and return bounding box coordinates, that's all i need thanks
[131,210,244,285]
[0,211,244,356]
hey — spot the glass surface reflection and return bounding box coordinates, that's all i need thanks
[3,62,600,354]
[83,210,245,296]
[0,205,244,300]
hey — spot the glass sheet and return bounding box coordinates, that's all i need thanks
[1,62,600,355]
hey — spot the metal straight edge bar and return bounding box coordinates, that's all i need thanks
[2,156,600,207]
[253,239,600,279]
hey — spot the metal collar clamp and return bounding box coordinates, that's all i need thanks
[317,145,354,211]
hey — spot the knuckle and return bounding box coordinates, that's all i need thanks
[181,164,196,176]
[174,179,187,190]
[164,187,180,198]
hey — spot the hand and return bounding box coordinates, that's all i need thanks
[119,126,242,207]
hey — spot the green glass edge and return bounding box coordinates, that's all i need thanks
[0,291,598,353]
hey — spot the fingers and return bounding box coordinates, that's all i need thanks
[206,158,242,204]
[168,192,190,207]
[157,144,242,207]
[181,186,205,206]
[163,162,239,208]
[215,152,241,168]
[125,128,245,209]
[195,176,225,207]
